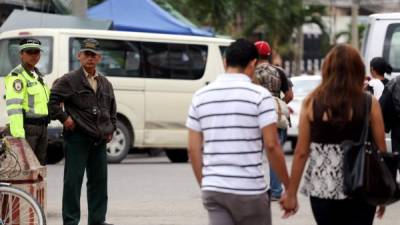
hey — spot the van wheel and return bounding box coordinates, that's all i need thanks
[107,121,131,163]
[165,149,188,163]
[46,141,64,164]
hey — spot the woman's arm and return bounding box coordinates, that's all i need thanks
[281,97,313,217]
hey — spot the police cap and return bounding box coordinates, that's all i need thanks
[19,38,42,52]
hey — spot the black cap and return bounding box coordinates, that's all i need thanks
[80,38,101,54]
[19,38,42,51]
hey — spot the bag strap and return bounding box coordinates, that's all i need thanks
[274,97,282,121]
[359,93,372,144]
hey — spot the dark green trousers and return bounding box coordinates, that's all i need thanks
[62,130,108,225]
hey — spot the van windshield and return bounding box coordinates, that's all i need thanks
[0,37,53,76]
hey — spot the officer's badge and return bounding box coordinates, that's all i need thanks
[13,79,23,92]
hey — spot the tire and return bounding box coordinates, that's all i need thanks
[165,149,188,163]
[0,184,46,225]
[106,121,132,163]
[46,141,64,164]
[290,137,297,151]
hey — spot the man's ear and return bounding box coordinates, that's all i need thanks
[249,59,258,69]
[77,52,81,60]
[245,59,258,78]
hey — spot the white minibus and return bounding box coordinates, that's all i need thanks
[0,28,232,163]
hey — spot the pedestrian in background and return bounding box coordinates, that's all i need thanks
[186,39,290,225]
[281,44,386,225]
[5,38,50,165]
[370,57,392,86]
[379,66,400,154]
[254,40,293,201]
[49,38,116,225]
[367,57,392,99]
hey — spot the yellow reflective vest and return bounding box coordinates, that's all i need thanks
[5,65,50,138]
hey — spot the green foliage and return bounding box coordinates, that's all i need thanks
[89,0,328,58]
[88,0,104,7]
[157,0,327,57]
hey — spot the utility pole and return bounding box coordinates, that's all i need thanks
[351,0,359,49]
[71,0,87,17]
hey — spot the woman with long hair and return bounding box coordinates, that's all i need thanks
[281,44,387,225]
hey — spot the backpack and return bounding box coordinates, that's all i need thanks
[255,63,289,128]
[255,63,282,98]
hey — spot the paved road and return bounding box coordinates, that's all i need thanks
[46,153,400,225]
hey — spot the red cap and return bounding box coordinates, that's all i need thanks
[255,41,271,56]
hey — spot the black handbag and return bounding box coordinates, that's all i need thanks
[342,94,400,206]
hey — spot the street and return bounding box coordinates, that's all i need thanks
[46,153,400,225]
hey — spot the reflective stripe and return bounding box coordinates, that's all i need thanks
[28,94,35,113]
[6,98,23,105]
[7,109,23,116]
[25,112,47,118]
[27,81,37,87]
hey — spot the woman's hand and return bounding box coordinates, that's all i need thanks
[377,205,385,219]
[279,193,299,218]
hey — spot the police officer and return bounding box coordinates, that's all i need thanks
[5,38,50,165]
[49,39,116,225]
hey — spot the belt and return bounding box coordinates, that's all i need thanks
[24,117,49,126]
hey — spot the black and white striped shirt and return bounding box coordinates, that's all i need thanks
[186,74,276,195]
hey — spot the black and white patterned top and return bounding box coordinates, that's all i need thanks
[301,142,347,199]
[300,97,367,200]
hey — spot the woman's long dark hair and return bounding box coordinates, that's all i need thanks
[310,44,365,123]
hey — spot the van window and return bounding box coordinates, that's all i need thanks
[0,37,53,76]
[219,46,227,59]
[383,23,400,72]
[142,42,208,80]
[70,38,143,77]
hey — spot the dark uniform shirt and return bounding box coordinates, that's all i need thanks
[49,67,116,139]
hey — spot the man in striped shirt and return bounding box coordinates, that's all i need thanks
[186,39,290,225]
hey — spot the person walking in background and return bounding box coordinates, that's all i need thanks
[186,39,290,225]
[49,38,116,225]
[254,40,293,201]
[371,57,392,86]
[5,38,50,165]
[379,66,400,154]
[281,44,386,225]
[367,57,392,99]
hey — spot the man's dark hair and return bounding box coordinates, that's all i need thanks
[225,39,258,68]
[259,54,272,62]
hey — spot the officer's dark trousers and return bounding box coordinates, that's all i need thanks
[62,130,108,225]
[24,124,47,165]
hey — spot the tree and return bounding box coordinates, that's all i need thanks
[155,0,232,33]
[88,0,104,7]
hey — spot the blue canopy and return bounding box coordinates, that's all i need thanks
[87,0,213,36]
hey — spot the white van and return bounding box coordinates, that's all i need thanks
[0,28,232,163]
[362,13,400,152]
[362,13,400,77]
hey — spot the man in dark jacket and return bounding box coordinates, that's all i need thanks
[380,75,400,153]
[49,38,116,225]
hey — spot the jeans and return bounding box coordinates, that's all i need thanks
[269,128,286,198]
